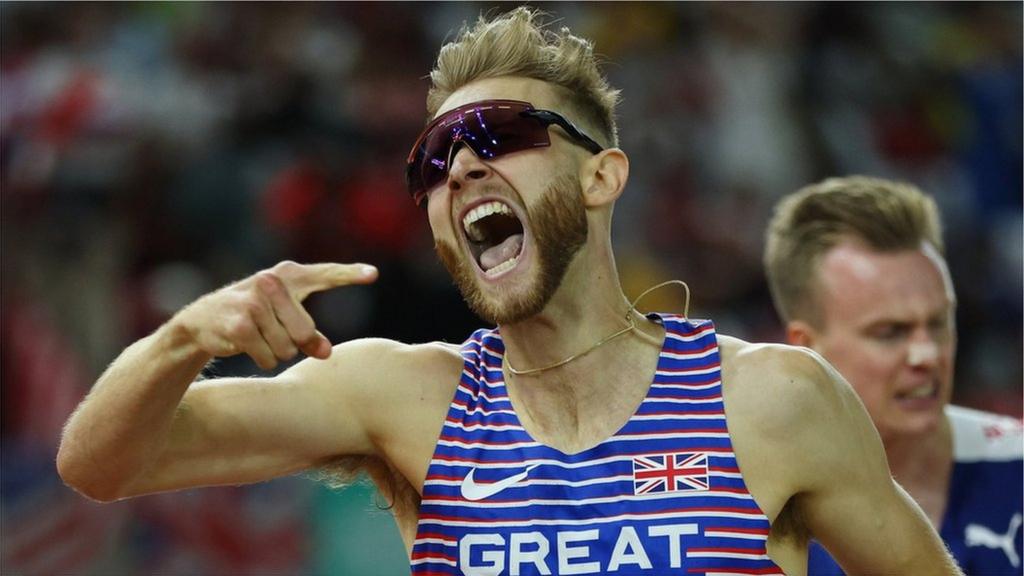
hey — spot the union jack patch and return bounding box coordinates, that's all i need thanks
[632,452,710,495]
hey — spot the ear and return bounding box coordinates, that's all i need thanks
[786,320,818,348]
[579,148,629,208]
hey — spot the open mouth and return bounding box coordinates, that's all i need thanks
[896,382,938,401]
[461,200,526,276]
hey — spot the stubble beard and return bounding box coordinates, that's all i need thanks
[435,174,588,325]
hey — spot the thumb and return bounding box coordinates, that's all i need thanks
[300,330,334,360]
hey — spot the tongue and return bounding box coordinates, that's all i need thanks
[480,234,524,271]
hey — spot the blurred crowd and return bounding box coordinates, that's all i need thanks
[2,3,1020,574]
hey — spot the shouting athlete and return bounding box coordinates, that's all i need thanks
[59,8,963,575]
[765,176,1023,575]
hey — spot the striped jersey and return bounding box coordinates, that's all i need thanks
[411,314,783,575]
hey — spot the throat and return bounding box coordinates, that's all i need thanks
[506,368,651,455]
[502,329,663,455]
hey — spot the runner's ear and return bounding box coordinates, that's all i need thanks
[580,148,628,208]
[786,320,817,348]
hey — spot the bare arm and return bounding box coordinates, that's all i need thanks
[56,261,380,501]
[783,348,962,575]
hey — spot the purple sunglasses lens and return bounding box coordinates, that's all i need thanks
[407,102,551,203]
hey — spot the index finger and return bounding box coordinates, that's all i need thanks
[275,261,378,301]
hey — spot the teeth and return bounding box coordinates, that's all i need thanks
[463,201,514,241]
[904,384,935,399]
[485,252,520,277]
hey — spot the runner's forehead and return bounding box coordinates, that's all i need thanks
[433,77,562,119]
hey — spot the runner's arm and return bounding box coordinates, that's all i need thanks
[782,350,962,575]
[57,262,392,501]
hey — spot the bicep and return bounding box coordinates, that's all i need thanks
[126,343,389,496]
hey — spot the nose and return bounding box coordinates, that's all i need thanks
[907,339,940,368]
[446,143,492,192]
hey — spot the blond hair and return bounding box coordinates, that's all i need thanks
[764,175,944,326]
[427,7,620,147]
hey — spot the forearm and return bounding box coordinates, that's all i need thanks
[829,492,964,576]
[56,319,210,501]
[57,261,380,501]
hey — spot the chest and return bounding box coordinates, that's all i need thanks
[410,323,781,574]
[416,424,774,575]
[504,365,655,456]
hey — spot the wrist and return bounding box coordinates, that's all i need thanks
[158,315,212,368]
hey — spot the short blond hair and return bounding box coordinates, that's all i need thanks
[427,7,620,148]
[764,176,945,326]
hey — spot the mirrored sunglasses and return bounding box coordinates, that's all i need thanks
[405,99,604,205]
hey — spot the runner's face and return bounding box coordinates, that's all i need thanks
[425,78,591,324]
[811,241,956,442]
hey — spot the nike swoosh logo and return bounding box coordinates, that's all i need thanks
[460,463,540,501]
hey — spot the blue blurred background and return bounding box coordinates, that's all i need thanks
[2,2,1020,574]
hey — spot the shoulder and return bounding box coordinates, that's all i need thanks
[717,335,853,429]
[717,334,823,378]
[946,404,1024,463]
[717,335,883,492]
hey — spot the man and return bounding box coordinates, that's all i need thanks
[59,9,961,575]
[764,176,1023,575]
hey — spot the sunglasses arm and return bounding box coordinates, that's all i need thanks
[522,110,604,155]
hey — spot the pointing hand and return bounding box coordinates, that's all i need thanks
[174,261,378,370]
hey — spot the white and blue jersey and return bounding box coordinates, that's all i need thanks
[808,405,1024,575]
[411,315,783,575]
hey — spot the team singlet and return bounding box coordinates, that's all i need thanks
[411,314,783,576]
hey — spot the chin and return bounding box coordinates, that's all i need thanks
[477,289,547,325]
[888,406,946,440]
[435,174,587,326]
[435,238,547,325]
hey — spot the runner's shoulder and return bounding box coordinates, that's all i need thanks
[717,335,850,431]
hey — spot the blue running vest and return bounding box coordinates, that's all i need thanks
[411,315,783,575]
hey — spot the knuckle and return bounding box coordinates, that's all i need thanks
[254,271,285,295]
[240,297,267,318]
[224,316,256,341]
[271,260,300,277]
[291,324,318,345]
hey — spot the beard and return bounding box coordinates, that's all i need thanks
[435,174,588,325]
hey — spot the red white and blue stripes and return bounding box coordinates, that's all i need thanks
[411,315,783,575]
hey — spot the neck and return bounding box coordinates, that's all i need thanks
[500,274,630,373]
[880,410,954,528]
[881,410,953,488]
[498,242,661,378]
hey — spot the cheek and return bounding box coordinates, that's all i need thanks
[426,197,450,236]
[938,341,956,373]
[822,338,901,394]
[500,152,563,192]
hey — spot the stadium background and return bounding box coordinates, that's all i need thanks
[1,2,1020,574]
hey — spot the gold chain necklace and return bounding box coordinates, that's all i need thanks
[504,280,690,377]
